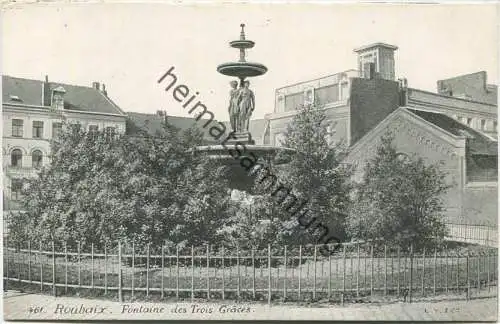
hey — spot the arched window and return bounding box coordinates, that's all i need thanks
[32,150,43,168]
[11,149,22,167]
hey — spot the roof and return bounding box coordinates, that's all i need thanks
[408,109,497,156]
[126,112,223,144]
[127,112,268,145]
[2,75,125,115]
[353,43,398,53]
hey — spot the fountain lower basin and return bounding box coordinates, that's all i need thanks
[196,144,294,191]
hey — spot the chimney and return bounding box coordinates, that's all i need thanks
[92,81,100,90]
[42,75,51,106]
[101,84,107,96]
[354,43,398,81]
[398,78,408,106]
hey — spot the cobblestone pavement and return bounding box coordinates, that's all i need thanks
[3,290,498,321]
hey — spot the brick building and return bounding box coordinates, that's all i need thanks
[262,43,498,226]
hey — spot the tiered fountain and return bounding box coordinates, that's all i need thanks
[196,24,293,191]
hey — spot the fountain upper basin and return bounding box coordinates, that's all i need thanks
[217,62,268,78]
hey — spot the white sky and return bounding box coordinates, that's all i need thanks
[2,3,498,121]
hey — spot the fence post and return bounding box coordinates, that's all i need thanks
[409,244,413,303]
[64,242,68,294]
[221,246,225,300]
[433,248,437,295]
[384,245,387,296]
[91,243,94,290]
[370,245,374,299]
[476,252,481,291]
[40,241,43,292]
[456,251,459,293]
[77,241,81,288]
[4,237,8,291]
[268,244,271,305]
[356,243,360,298]
[28,240,32,283]
[146,244,150,297]
[421,247,425,296]
[445,247,448,293]
[298,245,302,301]
[191,245,194,302]
[252,247,256,300]
[52,241,56,297]
[327,248,332,300]
[118,241,123,302]
[487,251,490,293]
[161,245,165,299]
[237,246,241,300]
[17,243,22,283]
[131,242,135,298]
[466,251,470,300]
[283,245,287,300]
[313,245,317,301]
[176,246,180,299]
[104,244,108,295]
[397,246,400,296]
[206,245,210,300]
[342,244,346,305]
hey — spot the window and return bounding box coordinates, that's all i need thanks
[481,120,486,131]
[494,121,498,132]
[52,122,62,138]
[340,82,349,100]
[32,150,43,168]
[105,126,116,135]
[89,125,99,132]
[11,179,23,201]
[32,121,44,138]
[11,149,22,167]
[466,118,472,127]
[12,119,23,137]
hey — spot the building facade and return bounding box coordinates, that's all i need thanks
[2,75,127,226]
[262,43,498,226]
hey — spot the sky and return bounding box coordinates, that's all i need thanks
[2,3,498,121]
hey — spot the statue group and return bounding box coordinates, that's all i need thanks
[228,80,255,133]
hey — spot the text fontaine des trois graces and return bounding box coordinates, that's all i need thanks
[48,303,254,315]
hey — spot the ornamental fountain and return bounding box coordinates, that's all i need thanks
[196,24,293,191]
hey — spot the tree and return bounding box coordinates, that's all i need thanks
[10,119,232,249]
[244,104,352,248]
[346,133,450,249]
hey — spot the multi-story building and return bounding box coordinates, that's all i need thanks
[262,43,498,227]
[2,75,127,226]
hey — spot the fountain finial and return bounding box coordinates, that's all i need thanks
[240,23,246,40]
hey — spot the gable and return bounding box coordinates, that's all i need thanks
[345,108,465,171]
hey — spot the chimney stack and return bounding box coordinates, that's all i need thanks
[42,75,51,106]
[92,81,100,90]
[101,84,107,96]
[354,43,398,81]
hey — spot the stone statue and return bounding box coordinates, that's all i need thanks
[238,80,255,132]
[228,80,241,132]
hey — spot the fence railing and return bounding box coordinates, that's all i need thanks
[444,223,498,247]
[3,240,498,305]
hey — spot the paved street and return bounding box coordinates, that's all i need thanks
[3,290,498,321]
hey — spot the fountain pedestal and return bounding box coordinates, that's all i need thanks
[197,23,293,191]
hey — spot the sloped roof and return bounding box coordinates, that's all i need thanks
[408,109,497,156]
[126,112,222,144]
[2,75,125,115]
[127,112,268,145]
